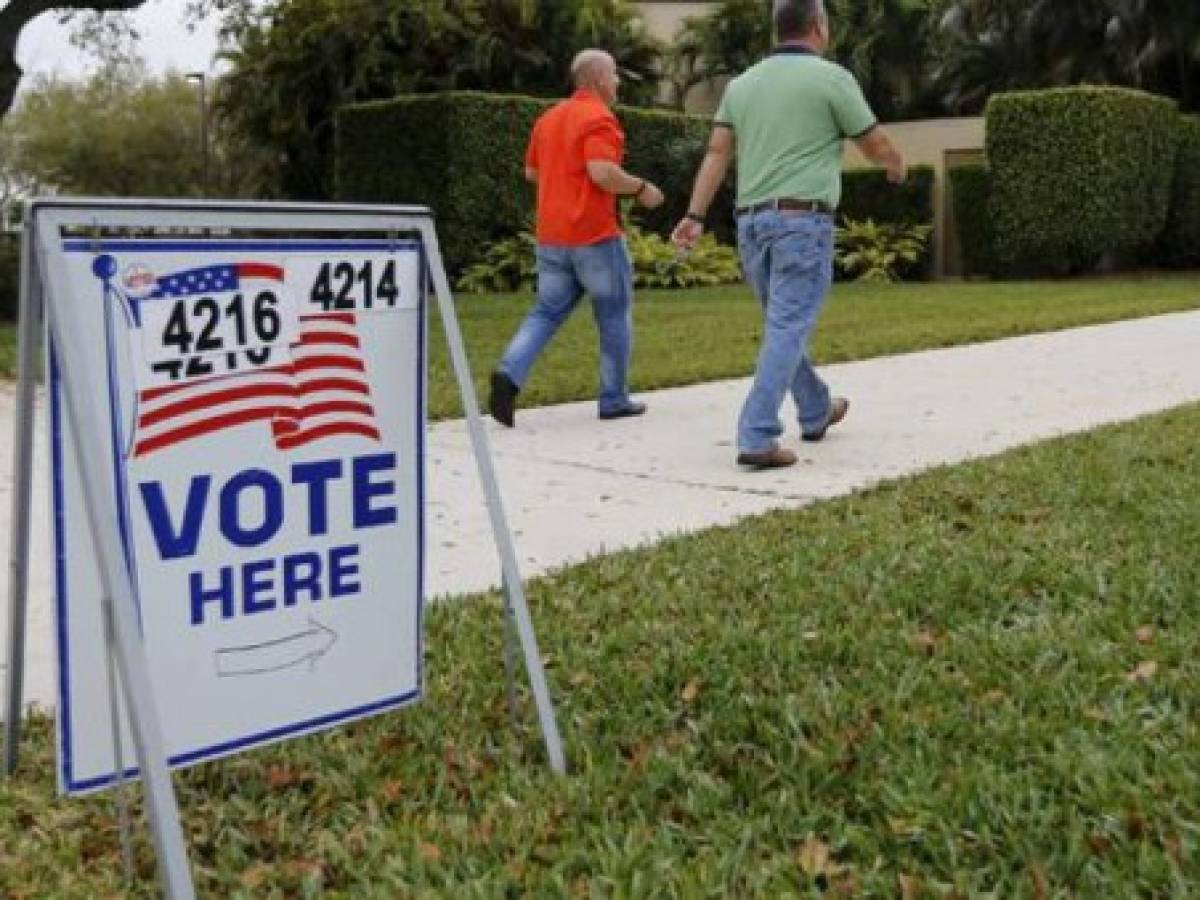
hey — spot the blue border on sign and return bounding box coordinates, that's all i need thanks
[61,240,424,253]
[53,237,429,794]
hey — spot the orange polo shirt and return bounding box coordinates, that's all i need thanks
[525,89,624,246]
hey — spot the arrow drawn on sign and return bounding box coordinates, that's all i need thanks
[215,617,339,678]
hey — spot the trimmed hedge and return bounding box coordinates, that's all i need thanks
[985,86,1178,274]
[841,165,934,227]
[948,164,998,278]
[335,92,733,269]
[1159,115,1200,267]
[0,233,18,322]
[336,92,935,272]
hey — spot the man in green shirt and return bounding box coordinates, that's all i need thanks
[672,0,906,470]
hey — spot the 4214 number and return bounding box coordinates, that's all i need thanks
[309,259,399,311]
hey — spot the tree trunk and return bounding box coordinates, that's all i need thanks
[0,0,147,118]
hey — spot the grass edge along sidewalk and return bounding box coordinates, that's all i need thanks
[5,273,1200,407]
[4,402,1198,896]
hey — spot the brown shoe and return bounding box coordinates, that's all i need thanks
[802,396,850,442]
[736,446,798,470]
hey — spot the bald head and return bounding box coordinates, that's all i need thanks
[571,49,614,87]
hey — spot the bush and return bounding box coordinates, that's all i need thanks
[986,86,1178,275]
[0,233,19,321]
[454,220,741,293]
[835,218,932,283]
[948,163,999,278]
[1158,115,1200,268]
[839,165,934,280]
[840,165,934,227]
[624,222,741,289]
[335,91,735,270]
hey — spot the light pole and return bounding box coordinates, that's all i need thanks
[185,72,210,198]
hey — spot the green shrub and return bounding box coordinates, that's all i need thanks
[454,221,741,293]
[948,163,999,278]
[0,233,19,321]
[835,218,932,283]
[1158,115,1200,268]
[986,86,1178,275]
[456,230,538,294]
[839,165,934,280]
[625,222,741,289]
[840,165,934,227]
[335,91,734,270]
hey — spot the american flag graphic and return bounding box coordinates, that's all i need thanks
[127,263,381,458]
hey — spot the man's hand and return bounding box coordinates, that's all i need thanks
[636,181,665,209]
[886,163,907,185]
[671,217,704,251]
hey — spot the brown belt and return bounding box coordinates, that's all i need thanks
[735,198,833,216]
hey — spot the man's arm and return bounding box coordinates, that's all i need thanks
[671,125,735,250]
[585,160,664,208]
[853,125,906,184]
[525,166,538,183]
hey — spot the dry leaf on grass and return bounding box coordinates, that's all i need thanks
[681,678,701,703]
[418,841,442,862]
[1135,625,1155,644]
[913,628,938,657]
[797,836,831,877]
[1126,660,1158,683]
[898,872,921,899]
[1029,863,1049,899]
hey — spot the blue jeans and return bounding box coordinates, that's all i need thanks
[736,210,836,452]
[497,236,635,415]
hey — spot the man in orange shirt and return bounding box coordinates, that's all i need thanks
[489,49,665,428]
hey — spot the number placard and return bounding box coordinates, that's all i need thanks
[137,284,298,389]
[288,253,421,313]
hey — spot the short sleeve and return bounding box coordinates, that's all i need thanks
[713,82,734,129]
[830,67,877,139]
[581,115,624,164]
[525,118,543,170]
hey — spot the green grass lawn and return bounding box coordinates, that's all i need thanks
[4,404,1198,896]
[6,273,1199,415]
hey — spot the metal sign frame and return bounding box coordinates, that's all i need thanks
[3,198,565,898]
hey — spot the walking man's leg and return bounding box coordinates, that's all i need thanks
[736,213,831,467]
[578,237,644,419]
[491,246,581,427]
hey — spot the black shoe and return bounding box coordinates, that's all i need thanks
[489,370,518,427]
[598,401,647,420]
[802,397,850,442]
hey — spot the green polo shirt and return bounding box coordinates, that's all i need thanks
[714,47,877,210]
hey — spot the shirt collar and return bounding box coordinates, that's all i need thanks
[572,88,606,104]
[771,43,819,57]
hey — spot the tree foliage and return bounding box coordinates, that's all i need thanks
[0,0,147,118]
[935,0,1200,114]
[216,0,663,200]
[2,65,240,197]
[666,0,942,119]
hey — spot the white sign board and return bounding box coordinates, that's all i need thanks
[49,235,426,794]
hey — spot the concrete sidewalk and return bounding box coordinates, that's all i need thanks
[5,310,1200,711]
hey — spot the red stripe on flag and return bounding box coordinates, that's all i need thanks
[292,354,366,374]
[236,262,284,281]
[134,407,281,457]
[293,377,372,396]
[274,422,382,449]
[301,312,355,325]
[299,331,360,348]
[138,383,298,429]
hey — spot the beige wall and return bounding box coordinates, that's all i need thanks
[635,1,723,112]
[844,117,986,278]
